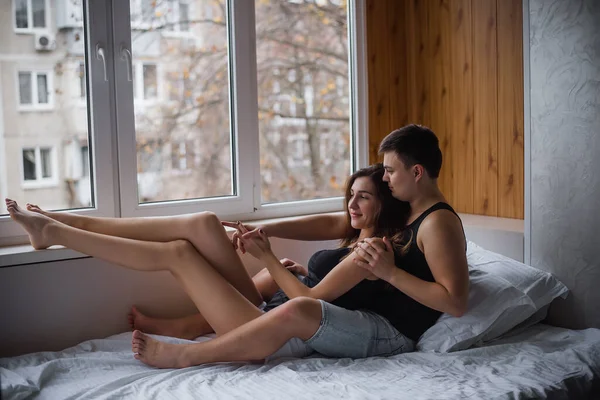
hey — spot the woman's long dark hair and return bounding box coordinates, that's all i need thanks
[340,164,411,253]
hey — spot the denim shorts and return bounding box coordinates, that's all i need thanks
[266,300,415,361]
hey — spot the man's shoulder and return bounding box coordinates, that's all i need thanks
[419,208,462,235]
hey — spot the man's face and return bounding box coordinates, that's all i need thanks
[382,152,414,201]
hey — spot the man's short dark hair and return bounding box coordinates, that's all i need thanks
[378,124,442,179]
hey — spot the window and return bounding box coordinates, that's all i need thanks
[256,0,355,204]
[132,63,159,102]
[131,0,191,33]
[21,147,56,186]
[14,0,47,31]
[79,62,86,100]
[1,0,113,245]
[1,0,367,246]
[18,71,52,109]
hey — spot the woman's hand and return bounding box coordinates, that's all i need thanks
[221,220,260,254]
[280,258,309,276]
[353,237,396,282]
[239,229,274,261]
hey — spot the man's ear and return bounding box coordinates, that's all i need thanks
[414,165,425,181]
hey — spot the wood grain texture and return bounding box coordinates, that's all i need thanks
[366,0,524,219]
[472,0,498,216]
[366,0,390,163]
[387,0,408,131]
[497,0,524,219]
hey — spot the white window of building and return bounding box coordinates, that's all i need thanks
[14,0,48,31]
[21,146,57,187]
[132,63,159,102]
[287,133,310,168]
[18,70,53,110]
[79,62,86,100]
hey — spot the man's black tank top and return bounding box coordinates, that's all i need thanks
[370,202,463,341]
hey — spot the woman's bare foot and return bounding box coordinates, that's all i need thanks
[5,198,54,250]
[26,203,73,225]
[128,306,200,340]
[131,330,193,369]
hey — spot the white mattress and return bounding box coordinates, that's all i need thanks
[2,324,600,400]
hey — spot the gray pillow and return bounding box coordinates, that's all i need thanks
[416,241,568,352]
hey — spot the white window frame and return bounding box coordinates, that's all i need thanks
[0,0,368,251]
[115,0,368,220]
[1,0,118,249]
[13,0,50,33]
[20,146,58,189]
[16,69,54,111]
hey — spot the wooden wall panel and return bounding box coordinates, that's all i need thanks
[449,0,474,213]
[366,0,391,162]
[473,0,499,216]
[428,0,453,204]
[497,0,524,219]
[366,0,523,219]
[387,0,408,131]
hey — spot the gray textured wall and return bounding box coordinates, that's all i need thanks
[529,0,600,328]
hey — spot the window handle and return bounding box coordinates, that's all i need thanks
[95,43,108,82]
[120,45,133,82]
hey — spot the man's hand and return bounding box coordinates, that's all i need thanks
[353,237,396,282]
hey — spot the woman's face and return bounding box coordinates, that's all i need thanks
[347,176,380,231]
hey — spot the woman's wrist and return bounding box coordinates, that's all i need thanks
[260,251,278,265]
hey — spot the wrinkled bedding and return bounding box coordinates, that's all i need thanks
[2,324,600,400]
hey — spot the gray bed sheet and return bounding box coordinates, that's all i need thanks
[2,323,600,399]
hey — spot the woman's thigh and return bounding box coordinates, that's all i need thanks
[304,301,415,358]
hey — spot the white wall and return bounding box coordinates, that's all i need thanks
[527,0,600,329]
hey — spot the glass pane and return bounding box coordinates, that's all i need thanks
[37,73,48,104]
[18,72,32,104]
[15,0,28,29]
[1,1,92,215]
[40,148,52,178]
[256,0,352,204]
[130,0,233,204]
[32,0,46,28]
[22,150,36,180]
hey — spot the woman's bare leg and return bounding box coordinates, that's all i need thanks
[26,204,262,307]
[129,268,282,339]
[132,297,323,368]
[6,199,263,335]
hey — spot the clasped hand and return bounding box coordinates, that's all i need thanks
[222,220,273,261]
[353,237,396,282]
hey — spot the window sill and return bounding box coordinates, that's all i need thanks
[0,212,523,268]
[0,244,89,268]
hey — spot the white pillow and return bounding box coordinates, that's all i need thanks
[416,241,568,352]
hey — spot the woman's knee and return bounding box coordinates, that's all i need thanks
[188,211,221,234]
[273,297,322,338]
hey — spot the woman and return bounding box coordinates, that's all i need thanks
[5,164,414,367]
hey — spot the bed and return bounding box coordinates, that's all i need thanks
[3,242,600,399]
[2,323,600,399]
